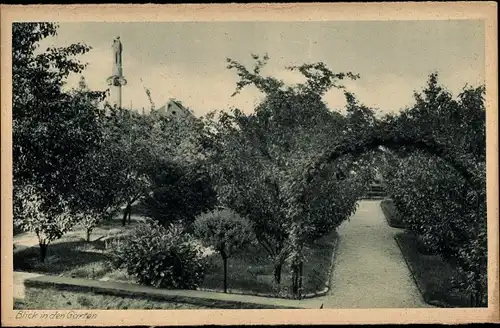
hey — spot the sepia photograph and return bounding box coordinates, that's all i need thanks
[1,3,498,326]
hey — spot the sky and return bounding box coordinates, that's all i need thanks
[39,20,485,117]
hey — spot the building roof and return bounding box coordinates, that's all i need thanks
[156,98,194,118]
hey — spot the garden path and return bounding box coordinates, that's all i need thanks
[311,200,431,308]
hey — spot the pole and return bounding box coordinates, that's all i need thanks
[117,85,122,109]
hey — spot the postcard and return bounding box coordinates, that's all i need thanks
[1,2,498,326]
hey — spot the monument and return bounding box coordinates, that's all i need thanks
[106,37,127,108]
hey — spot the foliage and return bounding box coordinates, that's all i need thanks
[194,209,255,292]
[132,108,218,228]
[110,221,205,289]
[68,84,124,237]
[13,184,75,262]
[99,106,155,225]
[382,73,487,306]
[194,209,255,258]
[13,23,107,253]
[208,54,373,289]
[143,160,217,228]
[13,23,106,204]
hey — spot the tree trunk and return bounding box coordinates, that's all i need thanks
[39,243,48,263]
[122,203,131,226]
[222,254,228,293]
[127,203,132,225]
[273,263,282,286]
[298,261,303,300]
[86,228,92,242]
[291,265,299,298]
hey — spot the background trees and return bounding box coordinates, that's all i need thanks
[141,113,218,229]
[13,23,105,201]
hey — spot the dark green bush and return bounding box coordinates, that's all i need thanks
[380,199,405,228]
[109,221,205,289]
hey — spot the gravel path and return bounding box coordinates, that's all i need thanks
[319,200,431,308]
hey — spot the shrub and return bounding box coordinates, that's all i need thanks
[380,199,405,228]
[109,221,205,289]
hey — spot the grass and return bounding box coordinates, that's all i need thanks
[14,214,338,299]
[395,232,472,307]
[380,199,405,228]
[13,215,140,279]
[200,230,338,297]
[14,239,114,279]
[14,287,207,309]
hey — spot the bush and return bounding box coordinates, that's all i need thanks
[380,199,405,228]
[109,221,205,289]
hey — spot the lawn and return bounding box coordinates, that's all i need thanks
[15,224,337,299]
[395,232,472,307]
[14,239,113,279]
[14,287,207,309]
[380,199,405,228]
[13,215,142,280]
[201,230,338,297]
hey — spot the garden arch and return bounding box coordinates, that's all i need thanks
[303,135,484,194]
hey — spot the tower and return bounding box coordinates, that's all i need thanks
[106,37,127,108]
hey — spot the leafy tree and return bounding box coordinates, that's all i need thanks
[209,54,370,288]
[194,209,255,293]
[66,82,123,240]
[13,184,75,262]
[140,110,218,229]
[143,160,217,228]
[381,74,487,306]
[70,140,123,241]
[12,23,106,256]
[102,106,155,226]
[13,23,105,201]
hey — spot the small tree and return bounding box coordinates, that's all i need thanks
[194,209,254,293]
[14,184,75,262]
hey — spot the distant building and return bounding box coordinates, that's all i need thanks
[156,98,194,119]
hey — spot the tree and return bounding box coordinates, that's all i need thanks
[143,160,217,228]
[12,23,106,255]
[66,82,123,241]
[13,23,105,200]
[194,209,254,293]
[70,141,123,241]
[141,111,218,229]
[13,184,75,262]
[101,106,155,226]
[209,54,370,288]
[380,74,487,306]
